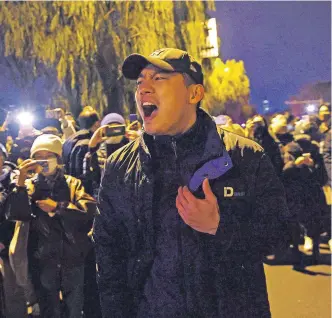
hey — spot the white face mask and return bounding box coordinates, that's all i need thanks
[41,158,58,176]
[105,135,124,145]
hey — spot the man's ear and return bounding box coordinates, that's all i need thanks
[189,84,205,105]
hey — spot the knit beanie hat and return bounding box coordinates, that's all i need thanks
[101,113,125,126]
[30,134,63,158]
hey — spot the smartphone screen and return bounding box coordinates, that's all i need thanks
[35,160,49,173]
[105,125,126,137]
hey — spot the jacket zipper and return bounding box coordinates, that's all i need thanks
[171,138,191,314]
[171,138,178,160]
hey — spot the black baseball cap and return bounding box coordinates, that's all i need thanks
[122,48,204,85]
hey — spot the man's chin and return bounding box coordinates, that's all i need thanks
[143,122,165,136]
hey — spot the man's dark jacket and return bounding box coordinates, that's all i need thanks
[94,109,291,318]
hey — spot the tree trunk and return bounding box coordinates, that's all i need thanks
[96,41,124,116]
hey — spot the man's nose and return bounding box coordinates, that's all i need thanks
[138,82,153,95]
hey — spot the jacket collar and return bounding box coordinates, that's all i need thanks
[138,108,232,171]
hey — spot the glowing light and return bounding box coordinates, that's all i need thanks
[306,104,316,113]
[17,111,34,126]
[201,18,219,58]
[224,67,230,72]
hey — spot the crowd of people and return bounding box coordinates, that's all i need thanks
[214,105,331,258]
[0,107,140,317]
[0,46,330,318]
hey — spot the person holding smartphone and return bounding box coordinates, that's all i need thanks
[93,48,291,318]
[82,113,129,318]
[5,134,96,318]
[84,113,129,198]
[0,144,28,318]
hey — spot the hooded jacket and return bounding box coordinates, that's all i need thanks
[93,109,291,318]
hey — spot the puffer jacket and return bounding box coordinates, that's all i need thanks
[94,109,291,318]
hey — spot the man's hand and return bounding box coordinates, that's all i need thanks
[36,198,57,217]
[89,125,109,148]
[52,108,65,120]
[125,129,140,141]
[295,155,314,167]
[18,159,42,187]
[176,178,220,235]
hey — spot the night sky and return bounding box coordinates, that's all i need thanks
[211,1,331,113]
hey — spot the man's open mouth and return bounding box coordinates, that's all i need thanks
[142,103,158,118]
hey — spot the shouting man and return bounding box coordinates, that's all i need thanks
[94,48,291,318]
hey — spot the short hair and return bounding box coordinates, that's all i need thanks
[182,73,197,87]
[182,73,202,108]
[78,110,100,130]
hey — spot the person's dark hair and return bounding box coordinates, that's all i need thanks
[182,73,202,108]
[78,110,100,130]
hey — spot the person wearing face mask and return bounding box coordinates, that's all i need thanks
[5,134,96,318]
[83,113,129,199]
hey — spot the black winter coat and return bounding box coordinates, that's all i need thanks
[282,162,326,234]
[94,110,291,318]
[6,171,96,267]
[0,162,17,257]
[252,124,284,176]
